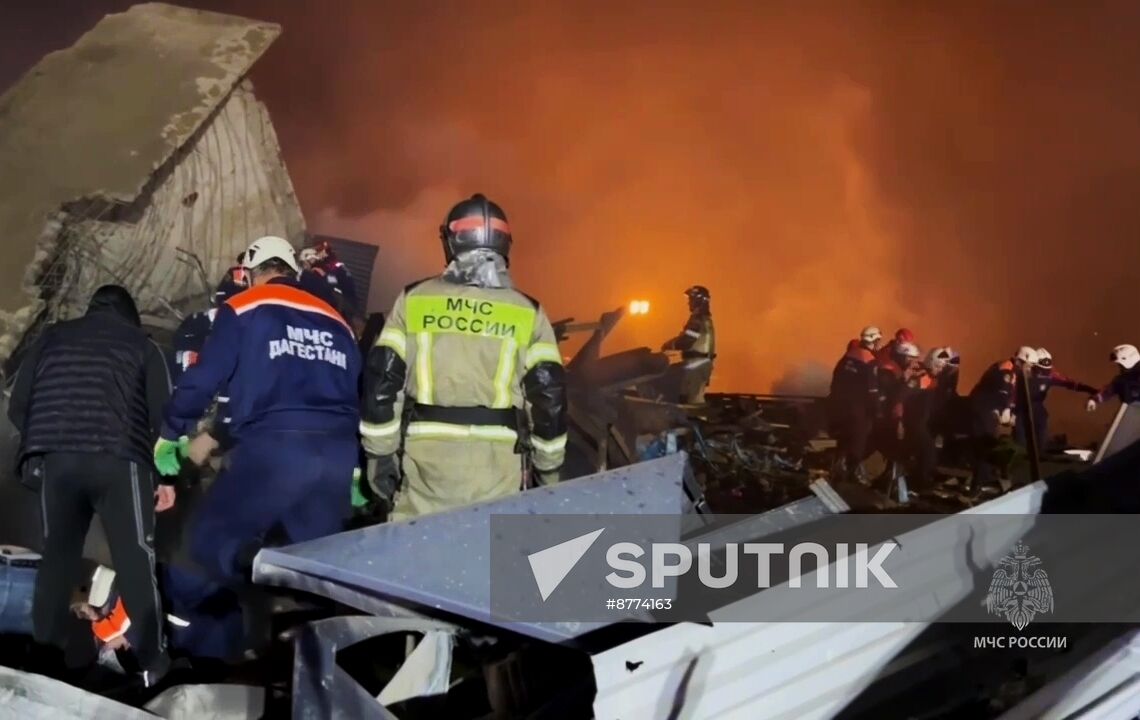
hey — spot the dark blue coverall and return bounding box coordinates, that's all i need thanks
[300,259,358,322]
[160,277,361,582]
[1015,367,1096,450]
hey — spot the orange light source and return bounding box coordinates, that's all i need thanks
[628,300,650,316]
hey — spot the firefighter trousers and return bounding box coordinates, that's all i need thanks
[392,434,524,521]
[830,403,873,480]
[189,430,357,583]
[32,452,168,674]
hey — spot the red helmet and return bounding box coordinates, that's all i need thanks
[895,328,916,344]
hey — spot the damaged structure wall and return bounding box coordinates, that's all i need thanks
[0,2,306,367]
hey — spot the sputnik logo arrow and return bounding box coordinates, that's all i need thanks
[528,528,605,601]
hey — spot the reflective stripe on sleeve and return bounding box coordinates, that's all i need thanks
[525,342,563,370]
[492,338,518,409]
[530,433,568,454]
[377,327,407,359]
[360,418,401,438]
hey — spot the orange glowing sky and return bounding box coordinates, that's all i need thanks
[7,0,1140,441]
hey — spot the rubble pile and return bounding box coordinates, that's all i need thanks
[0,2,305,374]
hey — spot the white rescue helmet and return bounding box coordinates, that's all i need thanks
[944,346,960,367]
[860,326,883,345]
[1015,346,1039,367]
[925,347,952,374]
[1035,347,1053,369]
[1110,344,1140,370]
[298,247,320,266]
[242,235,300,274]
[895,341,920,360]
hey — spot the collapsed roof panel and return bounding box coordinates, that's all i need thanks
[254,454,698,643]
[0,2,304,362]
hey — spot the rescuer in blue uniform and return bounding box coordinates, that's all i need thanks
[154,235,361,582]
[171,267,251,450]
[1014,347,1097,451]
[1087,344,1140,412]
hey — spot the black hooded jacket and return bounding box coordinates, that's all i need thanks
[8,285,173,475]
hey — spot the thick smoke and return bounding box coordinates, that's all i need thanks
[7,1,1140,441]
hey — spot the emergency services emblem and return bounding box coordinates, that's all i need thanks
[986,541,1054,630]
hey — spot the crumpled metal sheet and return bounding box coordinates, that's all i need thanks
[144,684,265,720]
[377,630,454,706]
[254,454,696,642]
[292,615,455,720]
[0,665,152,719]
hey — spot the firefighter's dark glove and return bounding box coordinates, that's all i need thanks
[368,454,400,505]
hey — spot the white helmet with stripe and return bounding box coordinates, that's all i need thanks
[860,326,883,347]
[1015,346,1039,366]
[895,341,920,360]
[1111,344,1140,370]
[243,235,300,274]
[1036,347,1053,369]
[925,347,951,373]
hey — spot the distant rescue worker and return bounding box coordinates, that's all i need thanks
[661,285,716,404]
[360,194,568,520]
[899,348,950,487]
[299,239,359,322]
[1015,347,1096,450]
[7,285,175,684]
[155,236,361,582]
[968,346,1038,489]
[215,253,250,304]
[1087,344,1140,412]
[172,270,250,381]
[873,340,921,471]
[876,328,917,364]
[828,326,882,481]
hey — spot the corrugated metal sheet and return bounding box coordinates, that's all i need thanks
[999,630,1140,720]
[317,234,379,314]
[592,411,1140,719]
[590,482,1048,720]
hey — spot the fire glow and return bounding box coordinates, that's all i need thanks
[628,300,650,316]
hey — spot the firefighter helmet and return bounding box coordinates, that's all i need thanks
[926,347,952,373]
[1015,346,1040,367]
[440,194,512,264]
[895,328,916,344]
[895,341,920,360]
[243,236,299,274]
[1036,347,1053,369]
[685,285,710,301]
[1111,344,1140,370]
[860,326,883,345]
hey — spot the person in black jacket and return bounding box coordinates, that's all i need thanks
[7,285,175,684]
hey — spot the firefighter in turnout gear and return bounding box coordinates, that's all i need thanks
[1015,347,1097,450]
[828,326,882,482]
[968,346,1038,490]
[661,285,715,404]
[360,194,568,520]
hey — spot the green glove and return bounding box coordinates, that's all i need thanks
[351,467,368,509]
[154,437,188,477]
